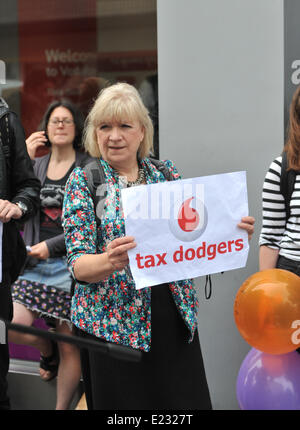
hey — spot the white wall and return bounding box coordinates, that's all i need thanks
[157,0,284,409]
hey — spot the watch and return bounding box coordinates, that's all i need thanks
[15,201,28,216]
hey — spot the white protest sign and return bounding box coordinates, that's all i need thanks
[121,171,249,290]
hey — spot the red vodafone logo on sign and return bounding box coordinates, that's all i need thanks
[178,197,200,232]
[169,189,208,242]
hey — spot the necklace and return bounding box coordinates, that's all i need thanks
[126,168,145,187]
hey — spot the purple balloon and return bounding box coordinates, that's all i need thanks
[236,348,300,410]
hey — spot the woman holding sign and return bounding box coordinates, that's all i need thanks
[62,82,254,410]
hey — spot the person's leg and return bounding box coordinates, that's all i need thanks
[0,276,13,410]
[9,302,53,354]
[75,328,94,410]
[78,349,93,410]
[8,302,55,380]
[55,321,81,410]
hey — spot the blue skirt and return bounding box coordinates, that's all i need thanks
[19,257,72,292]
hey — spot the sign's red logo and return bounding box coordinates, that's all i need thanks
[178,197,200,232]
[169,195,207,242]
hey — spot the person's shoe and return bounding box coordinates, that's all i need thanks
[39,341,59,382]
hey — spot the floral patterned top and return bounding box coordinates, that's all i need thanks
[62,157,199,352]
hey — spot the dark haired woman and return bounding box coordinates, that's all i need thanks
[259,85,300,274]
[8,100,92,410]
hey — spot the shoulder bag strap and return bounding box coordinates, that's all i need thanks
[280,151,297,220]
[148,157,173,181]
[83,159,107,225]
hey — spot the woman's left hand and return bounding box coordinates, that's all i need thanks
[28,241,50,260]
[237,216,255,241]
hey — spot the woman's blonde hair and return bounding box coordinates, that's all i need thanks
[83,82,154,159]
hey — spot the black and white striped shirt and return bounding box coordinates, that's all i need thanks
[259,155,300,260]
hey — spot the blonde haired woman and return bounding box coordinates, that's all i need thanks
[63,82,254,410]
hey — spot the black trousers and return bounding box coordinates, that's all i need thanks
[0,272,12,410]
[276,255,300,276]
[77,284,212,410]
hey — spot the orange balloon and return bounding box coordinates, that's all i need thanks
[234,269,300,354]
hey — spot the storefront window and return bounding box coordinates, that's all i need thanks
[0,0,157,363]
[0,0,158,155]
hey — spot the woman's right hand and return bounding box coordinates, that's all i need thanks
[26,131,49,160]
[106,236,136,272]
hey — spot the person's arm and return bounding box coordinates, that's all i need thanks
[62,167,136,284]
[9,112,41,220]
[259,245,279,270]
[258,156,285,269]
[27,240,50,260]
[73,236,136,283]
[45,233,66,257]
[26,131,49,160]
[0,199,22,222]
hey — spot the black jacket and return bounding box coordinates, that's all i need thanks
[0,100,41,278]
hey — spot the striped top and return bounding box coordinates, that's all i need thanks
[259,155,300,260]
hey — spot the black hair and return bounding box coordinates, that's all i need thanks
[39,99,84,149]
